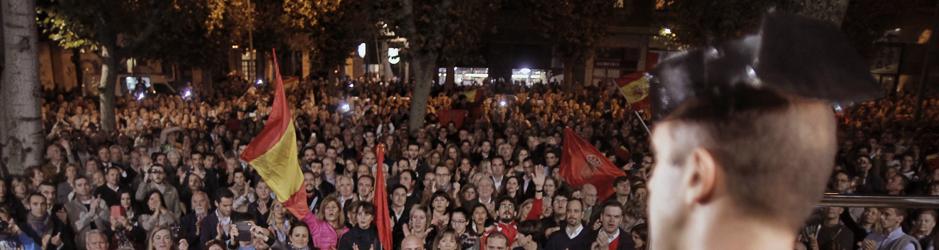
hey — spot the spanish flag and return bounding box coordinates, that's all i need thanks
[617,72,651,111]
[241,49,309,219]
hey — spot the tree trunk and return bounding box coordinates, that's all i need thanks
[563,59,575,86]
[72,48,83,95]
[97,45,118,133]
[2,0,44,175]
[583,49,595,86]
[445,65,455,86]
[407,54,436,134]
[379,41,393,82]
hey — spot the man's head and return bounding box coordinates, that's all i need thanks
[38,182,56,204]
[407,143,421,160]
[497,197,516,223]
[398,170,416,190]
[581,184,598,207]
[600,201,624,234]
[338,175,354,197]
[613,176,631,198]
[303,171,316,192]
[648,89,837,249]
[149,165,166,184]
[402,236,425,250]
[434,166,452,188]
[216,189,235,217]
[85,230,109,250]
[491,157,506,177]
[357,175,374,198]
[565,199,584,227]
[28,193,47,217]
[74,176,91,197]
[105,167,121,186]
[880,207,906,231]
[191,191,209,215]
[302,147,316,164]
[485,231,509,250]
[825,207,843,221]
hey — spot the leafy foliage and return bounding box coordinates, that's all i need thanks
[529,0,619,63]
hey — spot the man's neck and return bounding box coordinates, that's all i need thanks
[883,225,901,235]
[823,218,840,227]
[675,204,795,250]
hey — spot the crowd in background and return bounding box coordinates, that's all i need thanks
[0,77,934,250]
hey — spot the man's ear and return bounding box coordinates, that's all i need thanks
[683,148,719,205]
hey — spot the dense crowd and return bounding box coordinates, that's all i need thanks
[0,77,934,250]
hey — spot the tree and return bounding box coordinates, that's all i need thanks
[530,0,618,85]
[381,0,500,134]
[2,0,44,175]
[39,0,185,133]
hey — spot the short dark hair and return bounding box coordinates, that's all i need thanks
[358,202,376,216]
[613,176,631,187]
[660,87,837,231]
[217,189,235,200]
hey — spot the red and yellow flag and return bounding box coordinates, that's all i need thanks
[559,128,626,200]
[241,49,309,219]
[617,72,651,111]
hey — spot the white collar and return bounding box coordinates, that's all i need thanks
[605,229,621,244]
[566,224,584,239]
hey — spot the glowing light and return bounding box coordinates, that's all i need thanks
[357,43,367,58]
[659,27,673,37]
[499,100,507,107]
[182,88,192,99]
[340,103,351,113]
[136,92,145,101]
[388,48,400,64]
[519,68,531,74]
[256,79,263,86]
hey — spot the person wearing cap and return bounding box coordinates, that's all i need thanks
[647,87,838,249]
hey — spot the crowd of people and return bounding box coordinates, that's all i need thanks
[0,77,933,250]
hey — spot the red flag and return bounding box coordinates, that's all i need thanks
[559,128,625,200]
[374,144,392,250]
[617,72,651,112]
[438,109,469,128]
[240,49,309,219]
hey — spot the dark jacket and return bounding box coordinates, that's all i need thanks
[337,227,382,250]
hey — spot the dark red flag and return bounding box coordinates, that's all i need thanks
[559,128,626,200]
[374,144,392,249]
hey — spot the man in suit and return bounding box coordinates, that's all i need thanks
[545,199,591,250]
[181,191,210,250]
[199,189,236,246]
[66,176,109,249]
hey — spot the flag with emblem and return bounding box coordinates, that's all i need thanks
[618,72,651,111]
[559,128,626,200]
[240,49,309,219]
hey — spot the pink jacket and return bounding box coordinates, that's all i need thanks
[303,213,348,249]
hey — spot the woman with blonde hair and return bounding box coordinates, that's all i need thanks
[301,194,347,249]
[266,201,291,245]
[146,226,186,250]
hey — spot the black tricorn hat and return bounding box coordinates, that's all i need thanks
[649,11,882,120]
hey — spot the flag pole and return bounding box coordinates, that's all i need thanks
[634,110,651,136]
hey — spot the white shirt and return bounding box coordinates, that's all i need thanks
[566,224,584,239]
[604,229,621,244]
